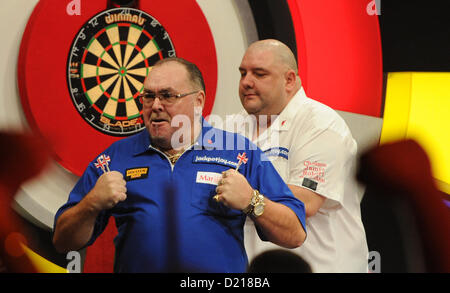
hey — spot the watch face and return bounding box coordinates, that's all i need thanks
[254,203,264,216]
[67,7,175,136]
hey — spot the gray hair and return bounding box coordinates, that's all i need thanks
[152,57,206,92]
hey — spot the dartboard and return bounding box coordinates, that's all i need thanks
[67,7,176,136]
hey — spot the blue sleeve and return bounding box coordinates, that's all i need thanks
[53,161,111,248]
[246,149,307,240]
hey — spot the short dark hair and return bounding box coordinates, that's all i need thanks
[153,57,205,92]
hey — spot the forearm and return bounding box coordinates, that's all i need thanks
[287,184,326,218]
[53,171,127,253]
[253,199,306,248]
[53,194,100,253]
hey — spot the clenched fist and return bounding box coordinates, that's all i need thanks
[86,171,127,211]
[214,169,253,211]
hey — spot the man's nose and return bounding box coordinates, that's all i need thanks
[240,74,254,88]
[151,97,164,111]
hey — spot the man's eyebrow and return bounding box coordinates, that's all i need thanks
[143,87,174,93]
[252,67,269,72]
[239,67,268,73]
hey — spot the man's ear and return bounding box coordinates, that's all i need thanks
[285,69,297,91]
[195,90,206,109]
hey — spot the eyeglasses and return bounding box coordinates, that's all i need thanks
[139,90,200,106]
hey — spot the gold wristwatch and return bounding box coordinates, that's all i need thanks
[242,189,265,218]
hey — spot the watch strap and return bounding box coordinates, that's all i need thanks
[251,193,265,218]
[242,189,260,215]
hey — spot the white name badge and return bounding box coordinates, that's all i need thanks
[196,171,222,186]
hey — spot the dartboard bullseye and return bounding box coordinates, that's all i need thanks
[67,7,176,136]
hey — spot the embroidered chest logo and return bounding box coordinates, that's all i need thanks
[193,155,238,169]
[125,167,149,181]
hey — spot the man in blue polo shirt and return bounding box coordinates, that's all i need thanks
[53,57,306,273]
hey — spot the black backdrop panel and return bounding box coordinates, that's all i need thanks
[248,0,297,62]
[379,0,450,72]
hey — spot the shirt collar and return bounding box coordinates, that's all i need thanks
[133,128,152,156]
[234,87,307,133]
[270,86,307,132]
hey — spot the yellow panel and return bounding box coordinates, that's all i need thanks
[21,243,68,273]
[379,72,412,144]
[406,72,450,187]
[382,72,450,193]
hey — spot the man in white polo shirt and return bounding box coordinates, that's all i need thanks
[226,39,368,273]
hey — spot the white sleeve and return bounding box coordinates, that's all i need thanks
[286,128,356,209]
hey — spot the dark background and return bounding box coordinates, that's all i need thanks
[378,0,450,72]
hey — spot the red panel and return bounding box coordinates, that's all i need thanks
[287,0,383,117]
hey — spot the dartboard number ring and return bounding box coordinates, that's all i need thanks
[67,7,176,136]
